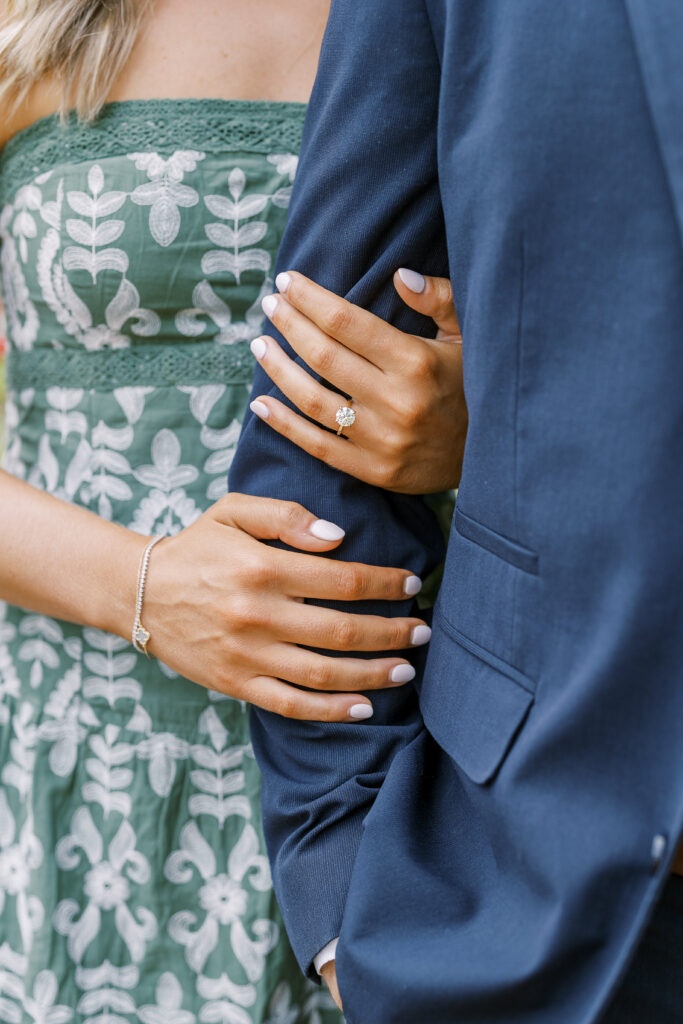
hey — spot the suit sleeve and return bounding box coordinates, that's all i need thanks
[228,0,447,976]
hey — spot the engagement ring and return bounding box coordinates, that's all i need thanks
[336,402,356,435]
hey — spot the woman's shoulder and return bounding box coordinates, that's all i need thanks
[0,78,62,152]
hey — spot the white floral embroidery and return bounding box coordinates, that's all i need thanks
[75,961,139,1023]
[166,821,275,977]
[0,791,45,953]
[0,609,20,726]
[266,153,299,182]
[64,165,128,281]
[1,702,37,800]
[178,385,243,500]
[37,172,160,349]
[264,982,299,1024]
[16,616,63,690]
[36,185,93,342]
[1,390,25,479]
[11,185,42,263]
[187,708,252,826]
[45,388,87,444]
[54,806,157,963]
[176,277,271,348]
[22,970,73,1024]
[196,971,256,1014]
[81,722,136,818]
[37,664,100,778]
[137,972,195,1024]
[202,169,271,284]
[82,629,141,709]
[0,941,27,1024]
[1,205,39,351]
[130,429,201,535]
[77,421,134,520]
[303,987,340,1024]
[266,153,299,209]
[129,151,205,248]
[82,277,161,350]
[136,733,190,798]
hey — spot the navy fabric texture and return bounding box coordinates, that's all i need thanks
[601,876,683,1023]
[230,1,683,1021]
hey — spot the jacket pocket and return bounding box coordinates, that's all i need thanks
[421,610,534,783]
[436,503,540,686]
[454,506,538,574]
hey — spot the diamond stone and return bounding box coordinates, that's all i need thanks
[134,625,150,647]
[335,406,356,428]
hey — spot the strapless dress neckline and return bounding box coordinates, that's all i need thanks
[0,96,307,201]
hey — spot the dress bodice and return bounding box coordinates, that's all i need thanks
[0,98,305,360]
[0,99,305,523]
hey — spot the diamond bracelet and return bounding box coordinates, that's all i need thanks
[132,535,165,657]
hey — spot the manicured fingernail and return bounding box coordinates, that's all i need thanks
[349,704,374,720]
[250,337,267,360]
[310,519,346,541]
[411,624,432,646]
[262,295,279,318]
[250,400,270,420]
[404,575,422,596]
[398,268,426,294]
[390,664,416,683]
[276,272,292,294]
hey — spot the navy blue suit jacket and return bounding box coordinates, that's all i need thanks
[230,2,683,1021]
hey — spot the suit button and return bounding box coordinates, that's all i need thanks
[650,833,668,871]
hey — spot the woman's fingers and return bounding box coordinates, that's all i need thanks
[250,335,375,441]
[243,675,374,723]
[264,642,423,692]
[249,395,387,487]
[268,270,405,368]
[276,601,430,653]
[275,546,422,603]
[212,492,347,552]
[261,291,378,398]
[394,270,462,340]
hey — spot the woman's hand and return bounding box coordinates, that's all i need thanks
[248,269,466,494]
[0,475,429,725]
[143,492,430,722]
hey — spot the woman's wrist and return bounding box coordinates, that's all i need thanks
[88,524,151,641]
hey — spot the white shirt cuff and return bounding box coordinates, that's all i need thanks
[313,937,339,975]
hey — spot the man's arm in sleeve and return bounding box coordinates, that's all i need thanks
[229,0,447,976]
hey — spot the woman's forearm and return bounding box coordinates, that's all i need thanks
[0,469,146,638]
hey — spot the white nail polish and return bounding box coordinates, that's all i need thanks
[404,575,422,596]
[411,625,432,646]
[250,337,267,360]
[390,664,416,683]
[310,519,346,541]
[262,295,278,318]
[250,400,270,420]
[398,268,426,294]
[276,272,292,294]
[349,704,374,720]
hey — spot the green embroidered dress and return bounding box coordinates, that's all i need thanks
[0,99,342,1024]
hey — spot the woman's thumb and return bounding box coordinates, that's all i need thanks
[394,270,462,339]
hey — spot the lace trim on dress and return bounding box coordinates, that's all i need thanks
[6,340,256,390]
[0,98,307,199]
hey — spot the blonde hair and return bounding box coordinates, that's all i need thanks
[0,0,150,122]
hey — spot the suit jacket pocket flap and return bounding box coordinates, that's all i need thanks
[420,611,534,783]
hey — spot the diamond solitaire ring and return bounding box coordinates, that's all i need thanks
[335,402,356,436]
